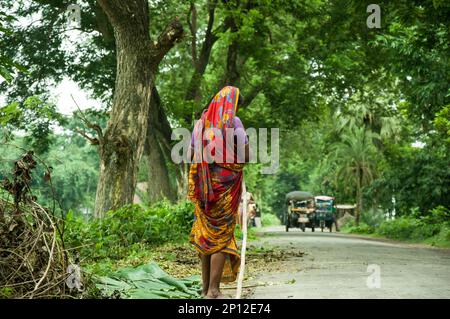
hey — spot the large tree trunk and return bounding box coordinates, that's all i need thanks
[94,0,182,217]
[144,85,175,202]
[176,163,190,200]
[145,131,174,202]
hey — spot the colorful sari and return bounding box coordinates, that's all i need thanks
[188,86,244,282]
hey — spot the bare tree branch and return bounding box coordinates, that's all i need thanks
[184,0,223,106]
[187,1,198,67]
[70,94,104,144]
[74,129,99,145]
[151,18,184,67]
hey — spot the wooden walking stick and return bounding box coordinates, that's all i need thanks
[236,179,248,299]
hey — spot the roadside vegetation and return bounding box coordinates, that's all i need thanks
[341,206,450,248]
[64,201,281,297]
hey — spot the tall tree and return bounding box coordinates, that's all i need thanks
[333,127,379,225]
[145,86,174,202]
[148,0,229,200]
[92,0,182,216]
[0,0,183,211]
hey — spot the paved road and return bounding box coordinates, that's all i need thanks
[249,226,450,299]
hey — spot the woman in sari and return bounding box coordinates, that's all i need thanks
[188,86,249,299]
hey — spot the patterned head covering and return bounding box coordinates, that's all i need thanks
[191,86,240,202]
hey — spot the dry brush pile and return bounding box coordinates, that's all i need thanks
[0,151,70,298]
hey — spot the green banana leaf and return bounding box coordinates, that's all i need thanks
[95,262,201,299]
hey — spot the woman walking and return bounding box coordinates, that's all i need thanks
[188,86,248,299]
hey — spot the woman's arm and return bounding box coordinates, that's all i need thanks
[234,116,252,163]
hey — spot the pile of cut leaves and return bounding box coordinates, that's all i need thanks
[94,262,201,299]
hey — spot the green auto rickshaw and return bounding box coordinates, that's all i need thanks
[314,195,335,232]
[285,191,316,232]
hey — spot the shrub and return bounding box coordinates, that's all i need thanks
[234,224,257,240]
[361,208,386,228]
[261,213,281,226]
[338,212,355,228]
[343,222,374,234]
[436,226,450,242]
[376,210,445,242]
[340,205,450,247]
[427,225,450,247]
[64,201,195,261]
[376,217,421,240]
[410,223,441,240]
[423,206,450,225]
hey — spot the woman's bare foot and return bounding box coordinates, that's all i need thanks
[201,289,208,298]
[206,290,228,299]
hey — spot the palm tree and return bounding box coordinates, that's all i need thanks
[354,98,403,133]
[332,126,379,225]
[336,102,402,141]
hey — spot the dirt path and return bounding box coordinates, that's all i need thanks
[246,226,450,299]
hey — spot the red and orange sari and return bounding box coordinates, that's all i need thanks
[188,86,243,282]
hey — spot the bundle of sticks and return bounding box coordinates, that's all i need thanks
[0,151,69,298]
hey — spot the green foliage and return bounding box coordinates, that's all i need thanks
[342,206,450,247]
[376,217,442,242]
[94,262,200,299]
[0,96,65,154]
[0,132,99,213]
[422,206,450,225]
[343,221,374,235]
[332,126,379,196]
[0,10,25,82]
[0,287,14,298]
[360,208,386,229]
[429,226,450,248]
[261,213,281,226]
[434,105,450,145]
[370,141,450,215]
[372,1,450,127]
[64,201,195,261]
[234,224,257,241]
[376,217,423,240]
[346,217,447,246]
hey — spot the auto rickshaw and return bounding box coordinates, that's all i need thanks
[285,191,316,232]
[314,195,335,232]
